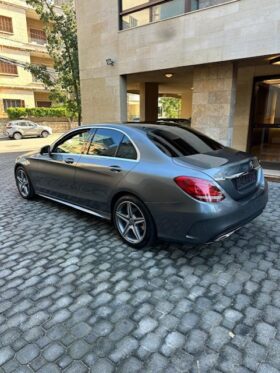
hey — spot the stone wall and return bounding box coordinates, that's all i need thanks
[192,62,237,146]
[76,0,280,123]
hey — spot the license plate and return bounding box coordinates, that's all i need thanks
[235,171,257,190]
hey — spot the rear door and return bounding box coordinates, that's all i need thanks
[74,128,138,214]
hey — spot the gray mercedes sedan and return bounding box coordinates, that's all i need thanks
[15,123,268,248]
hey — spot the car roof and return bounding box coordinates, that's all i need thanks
[79,122,186,132]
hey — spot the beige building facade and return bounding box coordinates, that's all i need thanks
[0,0,53,119]
[76,0,280,170]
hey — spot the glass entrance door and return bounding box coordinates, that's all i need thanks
[250,76,280,170]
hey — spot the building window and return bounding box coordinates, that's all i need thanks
[30,29,47,44]
[120,0,231,29]
[36,101,52,107]
[3,99,25,112]
[0,16,13,33]
[0,61,18,75]
[122,1,149,11]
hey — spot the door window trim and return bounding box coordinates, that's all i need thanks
[84,127,140,162]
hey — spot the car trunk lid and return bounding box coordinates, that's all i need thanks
[173,148,260,201]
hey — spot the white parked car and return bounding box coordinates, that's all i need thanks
[5,120,52,140]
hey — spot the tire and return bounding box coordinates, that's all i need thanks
[41,131,49,138]
[15,166,35,200]
[13,132,22,140]
[113,195,156,249]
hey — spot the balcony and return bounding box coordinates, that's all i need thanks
[120,0,234,30]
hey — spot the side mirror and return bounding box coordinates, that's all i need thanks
[40,145,51,155]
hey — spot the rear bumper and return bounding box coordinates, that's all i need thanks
[146,182,268,245]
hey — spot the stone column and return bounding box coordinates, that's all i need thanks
[192,62,237,146]
[232,66,255,151]
[140,83,159,122]
[81,74,127,124]
[181,91,193,119]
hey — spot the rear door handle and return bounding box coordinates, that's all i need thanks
[110,165,122,173]
[65,158,74,165]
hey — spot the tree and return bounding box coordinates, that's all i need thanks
[25,0,81,125]
[159,97,181,118]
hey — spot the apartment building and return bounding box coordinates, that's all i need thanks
[0,0,54,119]
[76,0,280,171]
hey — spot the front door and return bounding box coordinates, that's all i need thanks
[29,128,93,201]
[74,128,138,214]
[250,76,280,170]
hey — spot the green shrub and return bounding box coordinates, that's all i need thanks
[7,108,26,120]
[7,107,69,120]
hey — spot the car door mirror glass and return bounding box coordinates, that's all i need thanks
[40,145,51,155]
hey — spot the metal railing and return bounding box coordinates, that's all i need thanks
[120,0,234,30]
[29,37,47,45]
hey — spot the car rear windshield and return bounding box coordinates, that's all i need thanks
[146,126,224,157]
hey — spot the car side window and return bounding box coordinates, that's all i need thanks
[53,130,91,155]
[88,129,123,157]
[19,122,27,127]
[116,135,137,160]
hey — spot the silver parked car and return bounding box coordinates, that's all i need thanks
[14,123,268,248]
[6,120,52,140]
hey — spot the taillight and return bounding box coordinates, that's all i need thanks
[6,123,13,128]
[174,176,225,203]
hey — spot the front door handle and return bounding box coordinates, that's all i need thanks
[110,165,122,173]
[65,158,74,164]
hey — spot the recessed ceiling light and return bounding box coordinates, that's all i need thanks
[165,73,174,78]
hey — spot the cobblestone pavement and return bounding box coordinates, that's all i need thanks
[0,152,280,373]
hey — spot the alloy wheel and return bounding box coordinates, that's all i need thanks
[115,201,146,244]
[16,169,30,198]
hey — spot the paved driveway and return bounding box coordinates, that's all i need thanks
[0,152,280,373]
